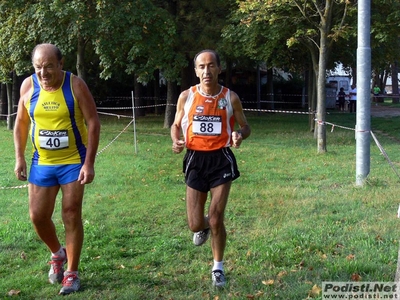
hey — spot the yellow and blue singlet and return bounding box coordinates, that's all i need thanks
[26,71,88,165]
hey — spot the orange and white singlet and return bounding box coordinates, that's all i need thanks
[181,85,234,151]
[26,71,88,165]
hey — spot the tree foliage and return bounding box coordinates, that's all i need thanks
[223,0,356,153]
[94,0,181,83]
[0,0,182,83]
[0,1,34,82]
[1,0,400,137]
[370,0,400,89]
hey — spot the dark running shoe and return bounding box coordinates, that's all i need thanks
[212,269,226,287]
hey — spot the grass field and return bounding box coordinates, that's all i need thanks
[1,107,400,299]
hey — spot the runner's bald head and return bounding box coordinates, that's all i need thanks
[31,43,63,62]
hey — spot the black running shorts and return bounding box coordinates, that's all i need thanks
[183,148,240,193]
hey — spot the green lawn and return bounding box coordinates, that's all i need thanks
[376,97,400,108]
[1,109,400,299]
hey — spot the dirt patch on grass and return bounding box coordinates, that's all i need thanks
[371,105,400,117]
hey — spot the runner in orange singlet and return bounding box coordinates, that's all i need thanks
[171,49,251,287]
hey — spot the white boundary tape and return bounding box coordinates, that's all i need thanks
[244,107,313,114]
[0,184,29,190]
[2,102,400,189]
[317,118,400,180]
[370,131,400,180]
[1,107,137,190]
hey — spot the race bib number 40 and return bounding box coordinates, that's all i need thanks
[192,115,222,136]
[38,130,69,150]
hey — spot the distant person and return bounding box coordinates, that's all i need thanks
[373,85,381,103]
[13,43,100,295]
[171,49,251,287]
[349,84,357,113]
[337,87,346,112]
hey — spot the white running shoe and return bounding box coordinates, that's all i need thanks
[48,248,67,284]
[193,228,210,246]
[59,272,81,295]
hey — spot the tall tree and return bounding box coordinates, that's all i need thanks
[153,0,236,128]
[93,0,182,118]
[0,0,181,114]
[0,1,36,129]
[223,0,355,153]
[370,0,400,102]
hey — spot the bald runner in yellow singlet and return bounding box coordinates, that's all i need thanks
[14,43,100,295]
[27,71,88,166]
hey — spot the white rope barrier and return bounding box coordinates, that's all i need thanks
[0,102,317,119]
[244,107,313,114]
[316,118,400,180]
[2,102,400,190]
[315,119,356,132]
[1,110,136,190]
[96,103,168,110]
[96,111,133,118]
[0,184,28,190]
[370,131,400,180]
[95,118,135,157]
[0,112,17,117]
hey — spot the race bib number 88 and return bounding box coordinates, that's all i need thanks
[38,130,69,150]
[192,115,222,136]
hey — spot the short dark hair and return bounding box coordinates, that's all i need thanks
[193,49,220,67]
[31,43,63,62]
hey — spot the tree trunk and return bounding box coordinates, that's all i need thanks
[180,54,193,91]
[309,48,319,136]
[266,68,274,109]
[225,58,232,89]
[307,66,316,132]
[382,68,388,93]
[0,83,7,120]
[153,69,161,115]
[76,37,86,81]
[371,69,379,89]
[134,75,145,117]
[392,62,399,103]
[7,81,12,130]
[316,29,328,153]
[163,80,177,128]
[6,71,19,130]
[352,67,357,85]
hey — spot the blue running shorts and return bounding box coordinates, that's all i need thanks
[29,164,82,187]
